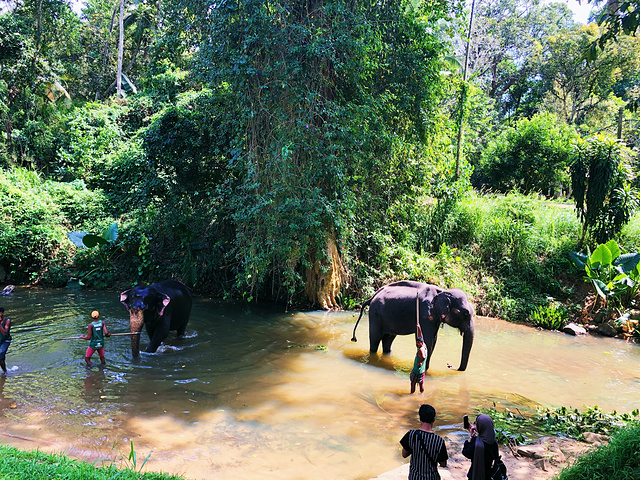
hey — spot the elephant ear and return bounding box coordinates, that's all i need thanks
[158,295,171,316]
[120,290,131,307]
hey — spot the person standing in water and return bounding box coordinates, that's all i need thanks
[0,307,11,374]
[82,311,110,366]
[410,323,427,393]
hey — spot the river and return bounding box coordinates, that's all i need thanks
[0,287,639,479]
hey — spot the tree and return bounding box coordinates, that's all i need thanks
[536,24,640,129]
[571,134,639,244]
[0,1,82,166]
[459,0,574,119]
[589,0,640,112]
[479,113,578,194]
[186,0,457,304]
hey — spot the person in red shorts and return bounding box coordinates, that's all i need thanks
[82,310,110,366]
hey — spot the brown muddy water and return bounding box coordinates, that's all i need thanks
[1,287,639,479]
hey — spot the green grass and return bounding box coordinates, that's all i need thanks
[0,444,183,480]
[555,422,640,480]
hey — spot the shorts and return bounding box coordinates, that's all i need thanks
[0,340,10,362]
[86,346,105,358]
[410,371,424,384]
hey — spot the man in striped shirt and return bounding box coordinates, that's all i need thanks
[400,404,448,480]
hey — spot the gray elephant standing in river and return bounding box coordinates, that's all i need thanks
[351,280,474,371]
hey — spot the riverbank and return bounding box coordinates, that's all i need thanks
[0,443,181,479]
[372,435,598,480]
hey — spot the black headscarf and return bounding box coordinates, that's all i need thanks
[471,414,496,480]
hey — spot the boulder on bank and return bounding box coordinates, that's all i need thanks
[563,322,587,336]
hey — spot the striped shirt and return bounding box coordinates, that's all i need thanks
[400,429,448,480]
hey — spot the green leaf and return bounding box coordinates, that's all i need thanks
[591,279,610,299]
[605,239,621,260]
[569,251,587,271]
[82,234,109,248]
[591,244,613,268]
[614,253,640,274]
[101,222,118,242]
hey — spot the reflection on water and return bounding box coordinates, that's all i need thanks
[1,287,640,479]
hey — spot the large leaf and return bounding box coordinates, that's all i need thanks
[591,278,610,299]
[614,253,640,274]
[82,234,110,248]
[590,244,613,268]
[569,251,587,271]
[101,222,118,243]
[605,239,621,261]
[67,231,90,248]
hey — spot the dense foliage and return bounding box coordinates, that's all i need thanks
[0,0,639,318]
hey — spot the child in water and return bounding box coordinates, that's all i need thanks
[82,310,110,366]
[410,324,427,394]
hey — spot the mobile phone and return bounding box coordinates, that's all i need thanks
[463,415,470,430]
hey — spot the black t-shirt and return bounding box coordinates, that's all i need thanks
[400,429,448,480]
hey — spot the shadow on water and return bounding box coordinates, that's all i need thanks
[2,288,640,479]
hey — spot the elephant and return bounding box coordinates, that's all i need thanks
[120,279,192,357]
[351,281,474,371]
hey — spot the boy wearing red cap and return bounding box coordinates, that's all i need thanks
[82,311,111,366]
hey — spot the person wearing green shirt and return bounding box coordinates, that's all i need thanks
[81,310,111,366]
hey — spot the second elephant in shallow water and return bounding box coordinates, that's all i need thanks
[120,279,192,357]
[351,281,474,371]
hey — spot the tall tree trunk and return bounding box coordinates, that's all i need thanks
[117,0,125,98]
[455,0,476,178]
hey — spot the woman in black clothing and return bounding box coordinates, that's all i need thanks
[462,414,499,480]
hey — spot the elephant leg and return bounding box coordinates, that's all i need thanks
[369,321,383,353]
[381,334,396,354]
[146,322,170,353]
[369,335,381,353]
[145,324,155,343]
[176,321,187,337]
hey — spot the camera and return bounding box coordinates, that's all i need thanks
[463,415,470,430]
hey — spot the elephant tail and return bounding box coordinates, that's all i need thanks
[351,296,373,342]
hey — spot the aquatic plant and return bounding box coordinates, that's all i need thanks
[529,302,568,330]
[480,405,639,446]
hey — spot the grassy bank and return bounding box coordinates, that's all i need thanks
[0,443,183,480]
[556,422,640,480]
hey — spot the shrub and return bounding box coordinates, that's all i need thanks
[530,302,568,330]
[571,134,639,245]
[479,113,579,195]
[0,167,108,284]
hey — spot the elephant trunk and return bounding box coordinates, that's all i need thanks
[129,310,144,358]
[458,324,474,371]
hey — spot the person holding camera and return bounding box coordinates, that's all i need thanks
[462,414,500,480]
[399,404,448,480]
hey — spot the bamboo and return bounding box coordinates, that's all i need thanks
[55,332,140,340]
[416,292,420,338]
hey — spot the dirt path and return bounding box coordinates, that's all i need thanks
[371,435,596,480]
